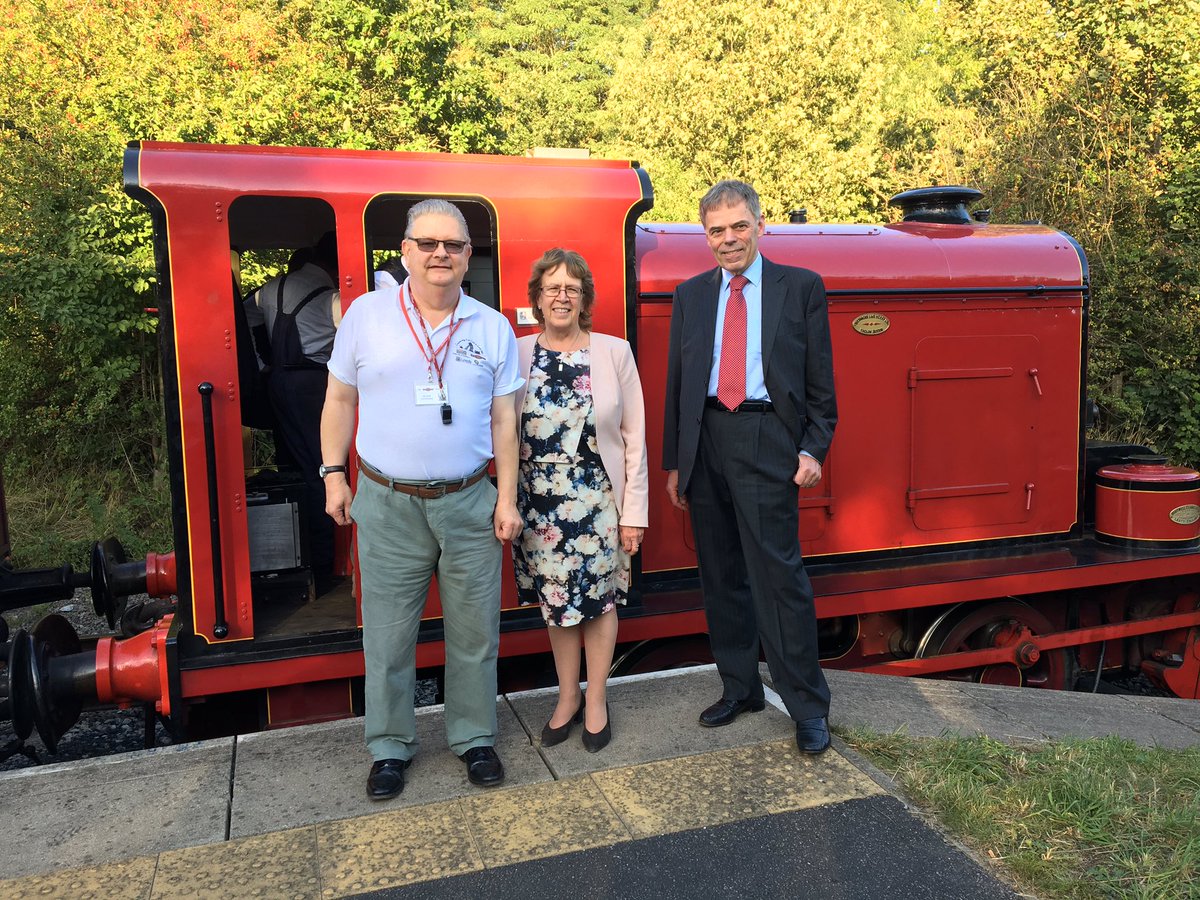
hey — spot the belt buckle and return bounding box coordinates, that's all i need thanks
[423,481,448,499]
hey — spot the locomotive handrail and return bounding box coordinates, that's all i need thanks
[197,383,229,639]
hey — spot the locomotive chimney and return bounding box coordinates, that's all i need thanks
[888,186,984,225]
[789,208,808,224]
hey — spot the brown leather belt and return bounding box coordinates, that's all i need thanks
[359,462,488,499]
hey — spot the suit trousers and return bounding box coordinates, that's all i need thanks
[352,473,501,761]
[687,407,830,721]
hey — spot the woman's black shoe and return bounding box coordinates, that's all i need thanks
[582,703,611,753]
[541,699,584,747]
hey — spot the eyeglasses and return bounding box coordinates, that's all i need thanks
[540,285,583,300]
[406,237,468,254]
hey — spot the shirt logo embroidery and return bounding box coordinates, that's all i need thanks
[454,339,489,368]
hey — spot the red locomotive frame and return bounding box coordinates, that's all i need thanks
[3,142,1197,752]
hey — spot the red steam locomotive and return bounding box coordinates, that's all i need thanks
[3,141,1198,753]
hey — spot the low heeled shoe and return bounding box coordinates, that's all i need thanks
[541,699,585,747]
[795,716,831,754]
[460,745,505,787]
[699,695,766,727]
[581,703,611,753]
[366,758,410,800]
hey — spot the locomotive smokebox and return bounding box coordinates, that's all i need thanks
[888,186,984,224]
[1095,455,1200,549]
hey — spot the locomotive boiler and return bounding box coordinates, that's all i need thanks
[2,141,1198,756]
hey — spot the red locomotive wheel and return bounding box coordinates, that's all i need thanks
[914,600,1073,690]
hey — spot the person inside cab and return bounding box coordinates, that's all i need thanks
[244,231,342,595]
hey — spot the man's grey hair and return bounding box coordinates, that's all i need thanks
[405,199,470,242]
[699,180,762,223]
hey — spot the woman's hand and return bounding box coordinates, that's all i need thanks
[620,525,645,554]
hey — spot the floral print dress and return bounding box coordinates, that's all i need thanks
[514,343,628,627]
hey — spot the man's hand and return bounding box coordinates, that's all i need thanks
[325,474,353,526]
[494,499,522,542]
[793,454,822,489]
[619,525,645,554]
[666,469,688,510]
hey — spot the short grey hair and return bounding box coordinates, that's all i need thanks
[405,199,470,242]
[699,180,762,223]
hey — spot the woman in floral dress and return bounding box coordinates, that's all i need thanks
[513,249,649,752]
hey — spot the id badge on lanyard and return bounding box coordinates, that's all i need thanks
[402,282,460,425]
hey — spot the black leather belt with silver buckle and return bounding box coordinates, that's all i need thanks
[705,397,774,413]
[359,463,488,499]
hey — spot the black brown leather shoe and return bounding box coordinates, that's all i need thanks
[460,746,505,787]
[699,695,766,727]
[366,758,410,800]
[795,717,831,754]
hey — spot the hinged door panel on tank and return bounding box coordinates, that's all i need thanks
[908,334,1041,531]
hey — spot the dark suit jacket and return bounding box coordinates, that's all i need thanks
[662,255,837,492]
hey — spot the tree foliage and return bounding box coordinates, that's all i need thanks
[467,0,652,154]
[0,0,501,472]
[2,0,1200,513]
[602,0,981,221]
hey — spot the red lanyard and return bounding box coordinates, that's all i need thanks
[400,282,462,390]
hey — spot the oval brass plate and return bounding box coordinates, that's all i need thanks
[852,313,890,335]
[1169,504,1200,525]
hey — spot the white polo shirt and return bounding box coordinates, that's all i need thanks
[328,281,523,480]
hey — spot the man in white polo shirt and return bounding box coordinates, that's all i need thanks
[320,199,523,800]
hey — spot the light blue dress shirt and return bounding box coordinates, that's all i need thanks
[707,253,769,401]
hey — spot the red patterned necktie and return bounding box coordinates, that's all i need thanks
[716,274,750,410]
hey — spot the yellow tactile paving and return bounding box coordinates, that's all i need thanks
[150,827,321,899]
[3,740,884,898]
[722,739,885,813]
[459,775,631,866]
[0,856,157,900]
[315,799,482,897]
[593,742,882,836]
[593,749,765,835]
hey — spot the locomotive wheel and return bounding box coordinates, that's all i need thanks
[914,600,1072,690]
[610,636,714,677]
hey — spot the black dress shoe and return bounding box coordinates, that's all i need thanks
[795,716,830,754]
[460,746,505,787]
[581,703,611,753]
[699,695,766,727]
[541,699,585,747]
[366,758,410,800]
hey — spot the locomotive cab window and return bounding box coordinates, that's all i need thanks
[226,195,355,639]
[363,195,497,308]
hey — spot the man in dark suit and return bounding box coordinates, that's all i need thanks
[663,179,836,754]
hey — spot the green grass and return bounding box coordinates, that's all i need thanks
[840,729,1200,899]
[3,461,172,571]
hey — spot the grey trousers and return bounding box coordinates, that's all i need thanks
[351,473,501,760]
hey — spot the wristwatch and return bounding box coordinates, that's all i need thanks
[318,464,347,478]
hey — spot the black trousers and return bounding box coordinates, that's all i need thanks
[687,407,830,721]
[268,367,334,588]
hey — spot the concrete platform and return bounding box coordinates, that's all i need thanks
[1,666,1197,898]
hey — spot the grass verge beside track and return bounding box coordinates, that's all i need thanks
[841,730,1200,899]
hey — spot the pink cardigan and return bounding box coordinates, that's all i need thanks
[515,332,649,528]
